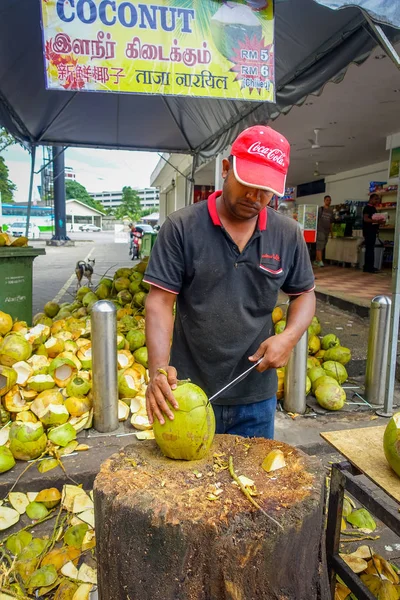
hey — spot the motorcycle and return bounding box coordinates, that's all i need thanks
[129,231,142,260]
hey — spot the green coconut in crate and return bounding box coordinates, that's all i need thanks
[153,382,215,460]
[210,2,262,61]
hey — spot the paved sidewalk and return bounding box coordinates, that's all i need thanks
[313,264,392,313]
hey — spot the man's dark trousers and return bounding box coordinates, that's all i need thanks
[364,231,376,271]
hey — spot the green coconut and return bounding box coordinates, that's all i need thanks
[117,290,132,306]
[305,376,311,395]
[26,502,49,520]
[35,315,53,328]
[346,508,376,531]
[321,334,340,351]
[133,292,147,308]
[210,3,262,61]
[115,268,132,279]
[82,292,98,308]
[133,259,148,274]
[96,283,111,300]
[47,423,76,447]
[126,330,146,352]
[0,311,13,336]
[312,375,338,394]
[31,389,64,417]
[133,346,148,369]
[307,357,320,370]
[39,404,69,427]
[114,277,131,293]
[0,334,32,367]
[9,421,47,460]
[129,280,142,295]
[322,361,348,384]
[314,349,326,362]
[32,312,45,326]
[153,382,215,460]
[66,376,91,397]
[130,271,143,283]
[383,412,400,477]
[308,316,321,336]
[44,302,60,318]
[315,383,346,411]
[0,447,15,473]
[27,374,55,392]
[308,334,321,356]
[323,346,351,366]
[307,366,326,386]
[76,286,91,301]
[274,320,286,335]
[0,365,18,396]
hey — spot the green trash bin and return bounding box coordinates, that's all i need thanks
[140,233,158,259]
[0,247,46,324]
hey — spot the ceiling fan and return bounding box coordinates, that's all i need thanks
[313,162,334,177]
[296,128,345,151]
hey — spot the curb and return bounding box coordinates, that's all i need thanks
[315,290,369,319]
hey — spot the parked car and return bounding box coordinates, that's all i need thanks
[79,224,102,232]
[136,224,154,233]
[10,222,40,239]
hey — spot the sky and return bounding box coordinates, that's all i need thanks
[3,144,161,204]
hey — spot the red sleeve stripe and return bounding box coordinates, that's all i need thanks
[142,278,179,295]
[286,285,316,296]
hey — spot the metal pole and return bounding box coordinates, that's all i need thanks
[365,296,391,406]
[25,145,36,238]
[382,178,400,417]
[283,330,308,414]
[91,301,119,433]
[52,145,69,241]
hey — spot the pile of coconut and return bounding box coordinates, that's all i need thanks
[273,306,351,411]
[0,261,152,474]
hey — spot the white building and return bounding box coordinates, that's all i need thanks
[65,166,76,181]
[89,187,159,211]
[65,199,105,231]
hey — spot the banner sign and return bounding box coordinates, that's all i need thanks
[40,1,275,101]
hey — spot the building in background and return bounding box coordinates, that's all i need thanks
[89,187,159,211]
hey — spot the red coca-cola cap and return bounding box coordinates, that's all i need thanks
[231,125,290,196]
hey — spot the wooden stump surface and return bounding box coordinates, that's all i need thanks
[94,435,328,600]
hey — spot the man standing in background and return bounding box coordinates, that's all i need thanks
[314,195,333,267]
[363,193,381,273]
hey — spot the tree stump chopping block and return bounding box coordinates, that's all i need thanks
[94,435,328,600]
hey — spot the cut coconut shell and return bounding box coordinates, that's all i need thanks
[8,492,29,515]
[12,361,33,386]
[0,506,20,530]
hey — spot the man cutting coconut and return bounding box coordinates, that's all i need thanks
[143,125,315,438]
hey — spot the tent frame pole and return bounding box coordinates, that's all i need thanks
[363,14,400,69]
[25,145,36,238]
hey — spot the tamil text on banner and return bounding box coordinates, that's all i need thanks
[40,0,275,101]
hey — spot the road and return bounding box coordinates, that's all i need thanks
[31,232,132,316]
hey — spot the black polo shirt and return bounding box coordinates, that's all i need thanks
[143,192,315,405]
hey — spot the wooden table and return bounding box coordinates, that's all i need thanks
[321,426,400,503]
[321,426,400,600]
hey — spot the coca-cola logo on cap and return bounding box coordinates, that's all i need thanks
[248,142,286,167]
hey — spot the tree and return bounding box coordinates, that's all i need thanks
[0,128,17,203]
[65,180,104,212]
[0,127,17,154]
[0,156,16,203]
[114,186,141,220]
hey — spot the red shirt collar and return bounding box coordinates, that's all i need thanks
[207,191,267,231]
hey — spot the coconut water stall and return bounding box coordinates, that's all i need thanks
[1,1,400,599]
